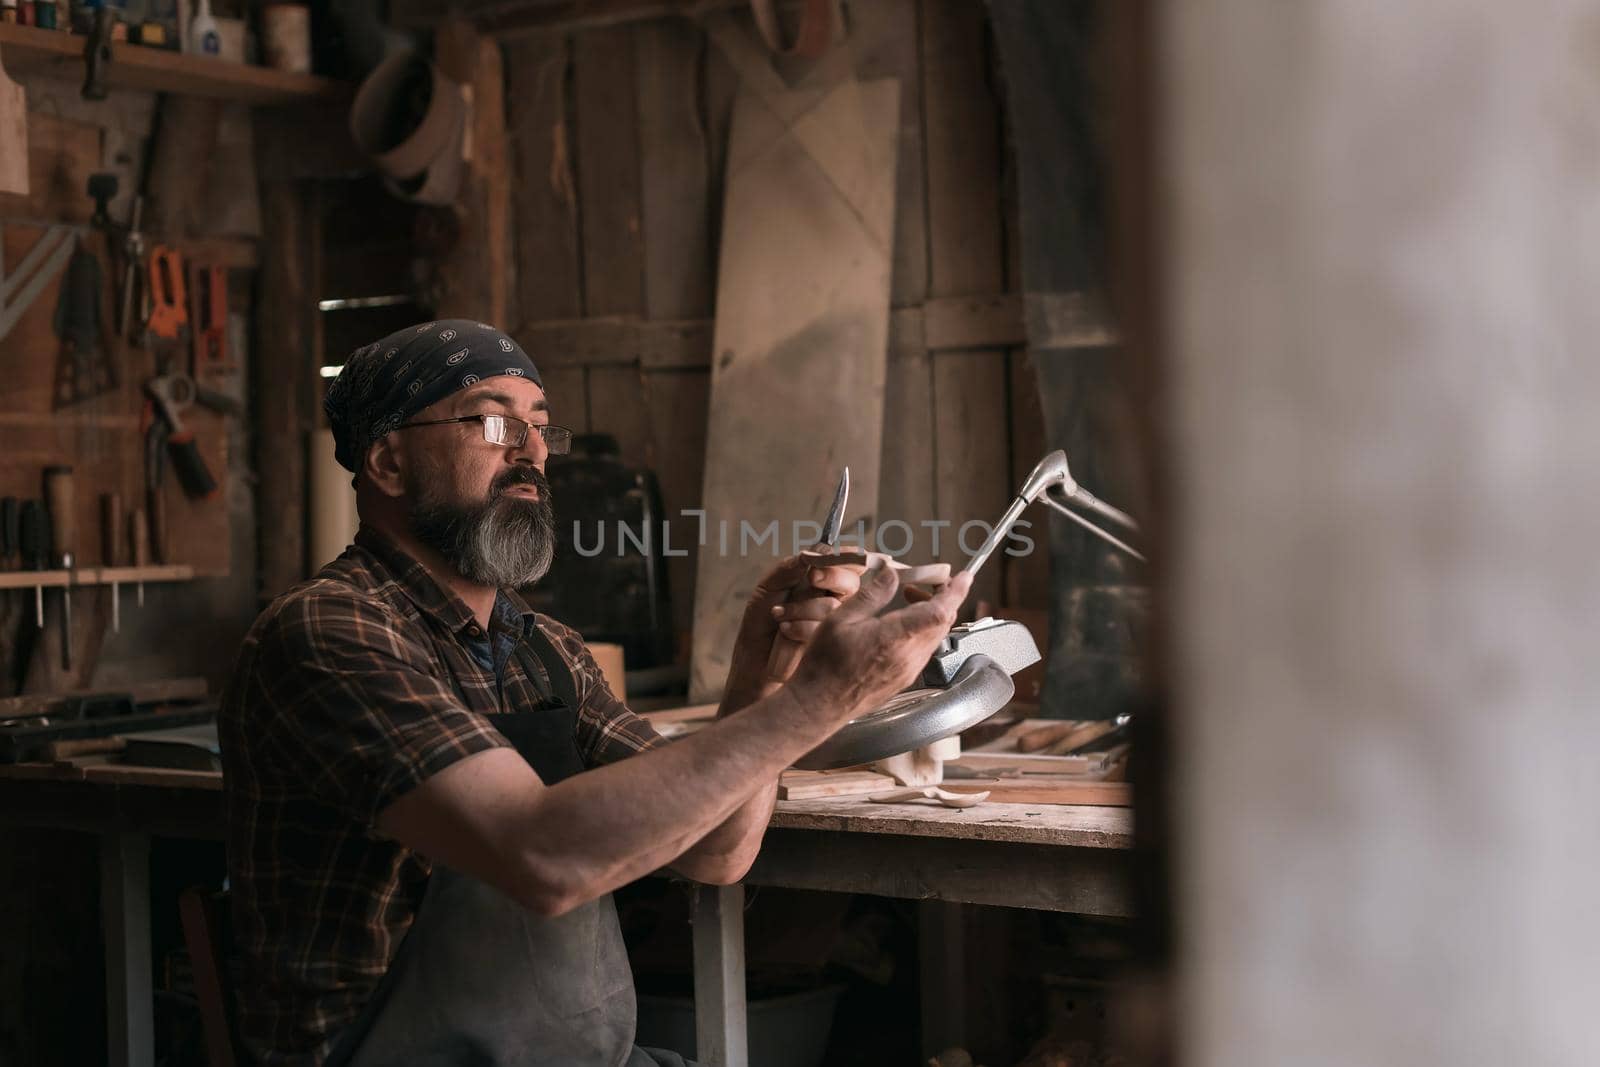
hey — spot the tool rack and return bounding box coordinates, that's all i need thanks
[0,564,191,589]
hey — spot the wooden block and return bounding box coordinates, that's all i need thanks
[589,641,627,703]
[1015,720,1077,753]
[1043,719,1117,756]
[941,778,1131,807]
[778,769,898,800]
[689,78,901,701]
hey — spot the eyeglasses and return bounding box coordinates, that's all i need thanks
[395,414,573,455]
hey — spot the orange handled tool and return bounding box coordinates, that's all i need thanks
[146,245,188,342]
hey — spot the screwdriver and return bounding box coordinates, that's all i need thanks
[101,492,121,632]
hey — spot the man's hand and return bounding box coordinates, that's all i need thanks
[789,561,973,727]
[720,548,868,714]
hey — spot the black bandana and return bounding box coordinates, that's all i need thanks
[324,319,544,473]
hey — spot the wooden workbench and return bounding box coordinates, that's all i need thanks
[0,762,1133,1067]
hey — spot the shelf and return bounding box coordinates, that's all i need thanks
[0,23,347,105]
[0,564,195,589]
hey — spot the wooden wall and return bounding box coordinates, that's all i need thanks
[500,0,1049,650]
[0,76,262,695]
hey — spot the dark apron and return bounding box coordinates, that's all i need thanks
[324,627,694,1067]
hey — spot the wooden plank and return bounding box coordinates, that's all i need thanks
[941,778,1131,807]
[254,181,314,596]
[516,316,712,368]
[1003,347,1051,608]
[879,348,935,560]
[573,26,646,317]
[391,0,746,35]
[144,97,222,240]
[510,298,1100,369]
[922,0,1010,607]
[0,23,346,105]
[932,350,1009,605]
[689,79,900,701]
[435,20,512,327]
[641,368,710,637]
[635,19,712,320]
[921,0,1004,297]
[504,32,584,325]
[539,365,589,433]
[701,29,739,261]
[80,764,222,790]
[777,769,896,800]
[852,0,928,308]
[747,828,1132,915]
[773,793,1131,847]
[585,364,653,470]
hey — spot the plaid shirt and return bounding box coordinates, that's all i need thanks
[219,526,663,1065]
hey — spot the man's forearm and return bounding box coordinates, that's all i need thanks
[515,683,837,912]
[669,782,777,883]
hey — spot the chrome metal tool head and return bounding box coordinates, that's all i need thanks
[961,449,1145,580]
[820,467,849,546]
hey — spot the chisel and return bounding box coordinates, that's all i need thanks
[101,492,122,632]
[43,466,74,671]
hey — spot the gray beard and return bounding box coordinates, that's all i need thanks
[410,476,556,589]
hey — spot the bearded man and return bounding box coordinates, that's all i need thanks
[219,320,970,1066]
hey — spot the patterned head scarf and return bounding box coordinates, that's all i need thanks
[324,319,544,474]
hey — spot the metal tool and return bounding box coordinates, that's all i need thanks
[796,451,1140,771]
[765,467,849,682]
[144,373,220,498]
[129,506,148,606]
[44,466,74,671]
[17,500,48,628]
[962,449,1144,581]
[101,492,122,632]
[145,245,188,344]
[51,243,118,408]
[189,262,229,380]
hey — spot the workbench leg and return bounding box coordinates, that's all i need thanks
[101,832,153,1067]
[919,900,967,1060]
[692,883,748,1067]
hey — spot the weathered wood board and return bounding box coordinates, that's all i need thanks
[689,76,900,701]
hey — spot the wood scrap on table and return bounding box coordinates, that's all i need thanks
[777,768,896,800]
[941,778,1131,807]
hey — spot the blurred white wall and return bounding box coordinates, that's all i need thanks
[1167,2,1600,1064]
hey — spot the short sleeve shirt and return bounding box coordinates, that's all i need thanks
[219,526,664,1065]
